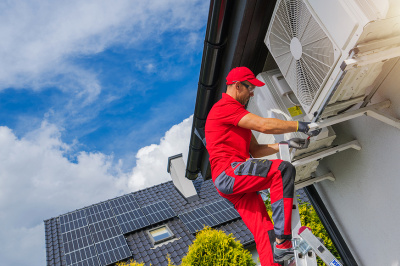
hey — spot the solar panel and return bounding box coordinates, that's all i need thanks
[108,195,150,234]
[179,207,219,233]
[59,210,100,266]
[85,202,116,225]
[141,200,176,224]
[108,194,140,215]
[60,209,88,234]
[64,243,100,266]
[95,235,132,266]
[114,208,150,234]
[203,199,240,224]
[86,202,122,241]
[86,202,132,265]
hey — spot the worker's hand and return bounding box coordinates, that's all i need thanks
[297,121,321,137]
[280,138,310,149]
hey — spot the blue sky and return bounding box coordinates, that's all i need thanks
[0,1,209,265]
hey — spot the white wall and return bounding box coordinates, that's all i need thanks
[316,59,400,266]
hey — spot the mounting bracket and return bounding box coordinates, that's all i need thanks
[309,100,400,131]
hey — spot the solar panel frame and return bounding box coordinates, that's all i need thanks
[108,194,140,215]
[60,209,88,234]
[86,202,122,241]
[85,202,115,225]
[114,208,150,234]
[203,199,240,224]
[141,200,176,224]
[179,207,219,233]
[64,244,100,266]
[59,210,100,266]
[108,195,150,234]
[95,235,132,266]
[85,202,132,265]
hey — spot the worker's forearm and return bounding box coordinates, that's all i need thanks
[250,143,279,158]
[260,118,298,134]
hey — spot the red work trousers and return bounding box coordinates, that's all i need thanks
[213,159,295,266]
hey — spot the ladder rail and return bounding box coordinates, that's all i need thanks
[278,143,343,266]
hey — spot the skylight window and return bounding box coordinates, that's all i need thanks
[148,226,174,245]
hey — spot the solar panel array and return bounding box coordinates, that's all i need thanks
[60,210,100,266]
[179,199,240,233]
[109,195,150,234]
[96,235,131,265]
[203,199,240,224]
[59,195,176,266]
[141,200,175,224]
[179,207,219,233]
[86,202,131,265]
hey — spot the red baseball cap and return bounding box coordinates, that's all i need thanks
[226,67,265,87]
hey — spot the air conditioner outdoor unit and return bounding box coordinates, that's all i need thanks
[265,0,400,119]
[247,69,337,183]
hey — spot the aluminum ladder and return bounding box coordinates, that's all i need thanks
[279,143,343,266]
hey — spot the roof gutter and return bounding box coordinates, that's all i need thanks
[186,0,232,180]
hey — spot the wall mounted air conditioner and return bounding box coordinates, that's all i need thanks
[265,0,400,119]
[247,69,337,183]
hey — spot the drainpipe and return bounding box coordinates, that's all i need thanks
[186,0,232,180]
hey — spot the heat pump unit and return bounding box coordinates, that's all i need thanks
[247,69,336,182]
[265,0,400,119]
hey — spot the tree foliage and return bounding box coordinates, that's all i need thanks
[181,226,256,266]
[116,260,146,266]
[116,254,175,266]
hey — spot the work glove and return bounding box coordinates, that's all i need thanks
[280,138,310,149]
[297,121,322,137]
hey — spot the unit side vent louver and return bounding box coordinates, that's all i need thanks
[266,0,340,111]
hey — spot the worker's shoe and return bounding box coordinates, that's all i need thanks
[273,239,294,262]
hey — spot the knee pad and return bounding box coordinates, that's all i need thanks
[278,161,295,197]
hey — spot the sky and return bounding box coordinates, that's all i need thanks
[0,1,209,265]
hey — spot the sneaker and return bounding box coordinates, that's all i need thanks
[273,240,294,262]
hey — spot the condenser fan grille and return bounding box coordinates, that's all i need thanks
[267,0,338,109]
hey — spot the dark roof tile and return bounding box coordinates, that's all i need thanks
[150,252,157,260]
[45,178,255,266]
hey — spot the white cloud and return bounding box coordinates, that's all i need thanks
[0,122,130,265]
[128,115,193,191]
[0,0,208,100]
[0,116,193,265]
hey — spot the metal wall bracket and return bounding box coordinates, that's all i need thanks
[292,140,362,167]
[295,173,335,190]
[342,43,400,70]
[290,140,361,189]
[309,100,400,131]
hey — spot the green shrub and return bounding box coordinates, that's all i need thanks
[116,254,175,266]
[116,260,146,266]
[181,226,256,266]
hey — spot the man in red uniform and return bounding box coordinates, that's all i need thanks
[205,67,317,265]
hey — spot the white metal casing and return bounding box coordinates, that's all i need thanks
[265,0,400,119]
[247,70,336,182]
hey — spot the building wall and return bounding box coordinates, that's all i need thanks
[316,59,400,266]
